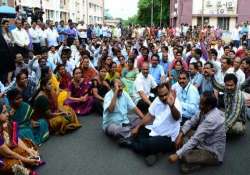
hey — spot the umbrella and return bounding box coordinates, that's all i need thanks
[0,6,16,18]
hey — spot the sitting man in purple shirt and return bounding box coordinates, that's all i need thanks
[169,91,226,174]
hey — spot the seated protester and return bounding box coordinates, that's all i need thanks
[60,49,75,76]
[64,68,95,116]
[106,62,120,82]
[172,71,200,125]
[80,55,97,82]
[92,67,111,115]
[197,61,203,74]
[189,48,206,65]
[135,46,151,70]
[121,57,139,97]
[241,58,250,119]
[211,73,246,135]
[189,62,203,88]
[227,57,245,86]
[169,92,226,174]
[133,63,157,114]
[169,51,188,72]
[149,54,165,85]
[119,83,181,166]
[199,62,214,94]
[54,64,72,90]
[241,57,250,79]
[7,89,49,145]
[169,60,184,86]
[48,46,61,66]
[0,102,42,175]
[117,55,128,76]
[33,78,81,135]
[11,69,37,103]
[160,46,170,75]
[103,79,144,139]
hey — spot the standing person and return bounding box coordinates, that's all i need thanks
[45,21,59,48]
[57,20,67,44]
[169,92,226,174]
[231,24,241,48]
[29,21,41,55]
[119,83,181,166]
[77,21,87,44]
[11,19,30,59]
[227,57,246,86]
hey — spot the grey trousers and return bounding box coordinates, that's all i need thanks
[181,149,219,165]
[105,117,141,139]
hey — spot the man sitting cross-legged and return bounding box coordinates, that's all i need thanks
[119,82,182,166]
[102,79,145,139]
[169,92,226,174]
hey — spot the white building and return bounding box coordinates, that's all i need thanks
[15,0,104,24]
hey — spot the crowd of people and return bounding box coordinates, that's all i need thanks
[0,17,250,174]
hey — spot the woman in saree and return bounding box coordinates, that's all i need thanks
[64,68,95,116]
[105,62,120,82]
[92,67,110,115]
[7,89,49,145]
[33,78,81,135]
[121,57,139,97]
[169,60,184,86]
[0,102,43,175]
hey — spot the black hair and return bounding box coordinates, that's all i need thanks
[157,82,170,91]
[161,46,168,52]
[7,88,21,102]
[221,56,232,65]
[195,48,202,57]
[40,47,48,54]
[224,46,230,50]
[204,62,214,68]
[73,67,82,75]
[224,73,238,85]
[179,70,190,80]
[151,54,160,61]
[245,57,250,65]
[190,62,199,70]
[202,91,218,109]
[16,69,28,81]
[210,48,218,57]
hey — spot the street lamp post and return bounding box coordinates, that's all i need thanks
[201,0,204,28]
[151,0,154,26]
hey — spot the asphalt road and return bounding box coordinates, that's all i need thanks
[37,116,250,175]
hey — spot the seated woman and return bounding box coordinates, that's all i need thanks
[64,68,95,116]
[33,78,81,135]
[54,64,72,90]
[169,60,184,86]
[92,67,110,115]
[121,58,139,97]
[11,69,38,103]
[0,102,43,175]
[7,89,49,145]
[106,62,120,83]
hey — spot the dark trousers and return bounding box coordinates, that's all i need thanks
[136,97,155,114]
[131,127,174,156]
[93,99,103,116]
[32,43,41,55]
[14,44,29,59]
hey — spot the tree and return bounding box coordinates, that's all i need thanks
[124,0,169,26]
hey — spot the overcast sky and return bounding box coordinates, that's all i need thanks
[104,0,139,19]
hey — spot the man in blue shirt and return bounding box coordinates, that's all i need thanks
[172,71,200,125]
[57,20,66,44]
[200,62,214,94]
[149,54,165,85]
[103,79,145,139]
[159,46,170,75]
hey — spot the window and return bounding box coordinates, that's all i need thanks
[2,0,8,5]
[218,17,229,30]
[197,17,209,26]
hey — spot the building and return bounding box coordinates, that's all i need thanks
[10,0,104,24]
[170,0,250,31]
[0,0,15,6]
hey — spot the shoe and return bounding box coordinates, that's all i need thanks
[118,137,133,148]
[144,154,159,167]
[180,163,201,174]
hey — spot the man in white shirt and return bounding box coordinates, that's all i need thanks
[45,21,59,47]
[227,57,245,86]
[12,19,30,58]
[119,83,181,166]
[133,63,157,114]
[77,21,87,44]
[231,25,241,48]
[29,21,40,55]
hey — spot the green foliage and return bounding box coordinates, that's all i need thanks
[124,0,170,26]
